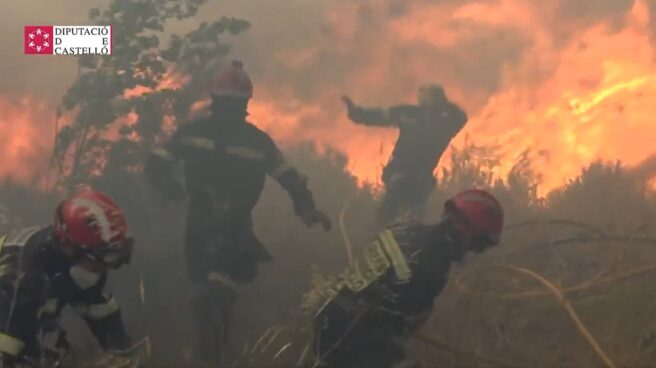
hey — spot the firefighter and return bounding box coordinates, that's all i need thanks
[144,60,332,364]
[304,189,504,368]
[342,85,468,223]
[0,189,134,367]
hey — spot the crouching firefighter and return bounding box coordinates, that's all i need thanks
[342,85,468,224]
[0,189,134,367]
[144,60,332,365]
[303,189,504,368]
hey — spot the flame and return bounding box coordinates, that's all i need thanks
[123,70,187,98]
[247,0,656,196]
[0,95,53,186]
[451,0,656,194]
[249,93,396,187]
[0,69,184,184]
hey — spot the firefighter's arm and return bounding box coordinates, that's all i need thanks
[0,301,28,361]
[144,129,185,201]
[0,301,30,364]
[266,144,331,231]
[72,274,131,352]
[341,96,400,127]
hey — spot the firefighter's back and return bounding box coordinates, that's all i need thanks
[312,220,465,368]
[387,104,466,179]
[172,116,277,213]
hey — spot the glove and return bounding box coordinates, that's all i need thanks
[301,210,332,232]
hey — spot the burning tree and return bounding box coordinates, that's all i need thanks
[52,0,250,190]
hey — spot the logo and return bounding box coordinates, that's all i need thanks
[24,25,111,55]
[24,26,54,55]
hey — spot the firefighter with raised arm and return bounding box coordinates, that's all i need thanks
[304,189,504,368]
[342,85,468,224]
[0,189,134,367]
[144,60,332,365]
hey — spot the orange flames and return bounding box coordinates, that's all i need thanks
[452,0,656,194]
[248,0,656,196]
[2,0,656,197]
[123,70,187,99]
[0,95,53,186]
[249,92,397,188]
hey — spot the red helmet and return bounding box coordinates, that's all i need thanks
[443,189,504,246]
[210,60,253,99]
[55,190,133,268]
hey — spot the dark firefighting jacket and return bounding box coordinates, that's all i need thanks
[305,220,465,345]
[347,102,467,184]
[145,114,320,261]
[0,226,129,360]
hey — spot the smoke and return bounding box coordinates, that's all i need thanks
[1,0,529,111]
[0,0,106,100]
[194,0,641,107]
[0,0,649,111]
[649,0,656,41]
[557,0,636,24]
[202,0,530,108]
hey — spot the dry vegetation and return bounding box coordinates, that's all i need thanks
[1,143,655,367]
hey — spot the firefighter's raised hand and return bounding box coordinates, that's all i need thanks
[341,95,355,111]
[301,210,332,232]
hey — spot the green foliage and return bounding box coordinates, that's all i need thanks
[53,0,250,191]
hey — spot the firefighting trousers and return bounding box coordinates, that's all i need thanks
[183,206,267,363]
[188,281,237,365]
[380,171,436,223]
[313,303,407,368]
[184,203,270,284]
